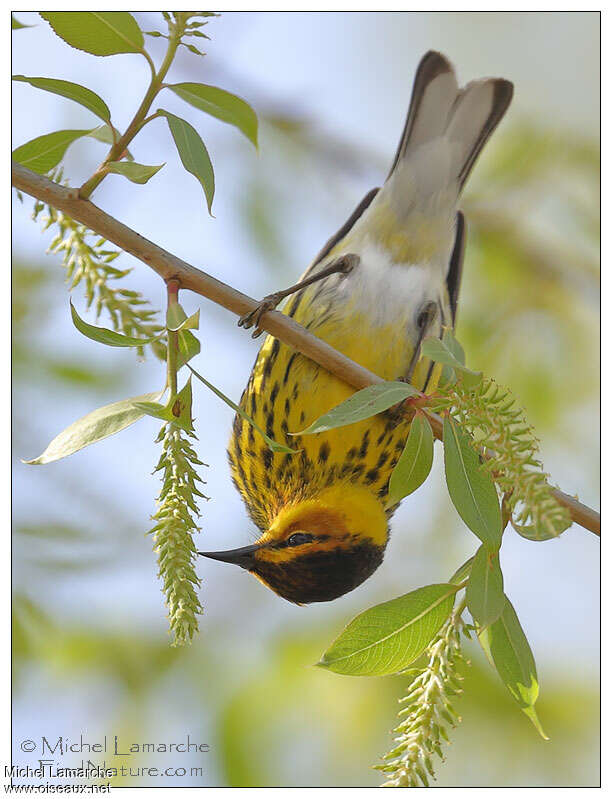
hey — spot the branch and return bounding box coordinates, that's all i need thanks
[12,162,600,538]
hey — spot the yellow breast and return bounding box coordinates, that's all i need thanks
[227,283,439,532]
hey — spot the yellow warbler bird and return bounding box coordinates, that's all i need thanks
[199,51,512,603]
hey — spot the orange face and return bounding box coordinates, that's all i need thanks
[254,506,354,564]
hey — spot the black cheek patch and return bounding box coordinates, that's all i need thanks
[253,541,386,604]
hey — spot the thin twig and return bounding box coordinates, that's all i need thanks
[11,163,600,538]
[166,279,180,397]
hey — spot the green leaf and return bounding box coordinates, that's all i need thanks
[466,544,505,627]
[183,43,205,56]
[106,160,164,184]
[442,328,465,365]
[164,303,201,365]
[422,336,481,388]
[449,555,474,585]
[443,416,502,551]
[166,302,189,330]
[168,309,200,333]
[294,381,418,435]
[12,15,31,30]
[438,363,457,390]
[24,391,164,465]
[317,583,457,676]
[12,75,111,124]
[512,516,571,542]
[40,12,144,56]
[168,83,258,148]
[176,331,200,370]
[421,337,463,369]
[387,411,434,505]
[12,129,93,175]
[88,124,134,160]
[70,300,163,347]
[479,596,548,739]
[133,378,194,433]
[187,364,296,454]
[88,124,116,144]
[159,110,215,214]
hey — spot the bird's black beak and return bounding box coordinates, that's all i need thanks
[197,543,262,570]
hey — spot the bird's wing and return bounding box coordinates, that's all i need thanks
[446,210,466,327]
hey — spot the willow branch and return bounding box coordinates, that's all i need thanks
[12,162,600,538]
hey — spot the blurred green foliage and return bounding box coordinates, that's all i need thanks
[13,593,599,786]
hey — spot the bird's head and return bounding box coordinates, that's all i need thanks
[199,486,389,604]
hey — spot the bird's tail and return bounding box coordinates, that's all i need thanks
[387,51,513,198]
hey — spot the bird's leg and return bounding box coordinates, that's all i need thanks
[403,300,438,383]
[238,253,359,338]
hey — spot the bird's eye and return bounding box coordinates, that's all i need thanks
[286,532,314,547]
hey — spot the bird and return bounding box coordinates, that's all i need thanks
[199,51,513,604]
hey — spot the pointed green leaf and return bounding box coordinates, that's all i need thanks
[176,331,200,369]
[466,544,505,627]
[187,364,296,454]
[13,75,111,124]
[12,15,32,30]
[166,301,187,329]
[387,411,434,505]
[166,302,201,331]
[24,391,164,465]
[134,378,194,433]
[294,381,418,435]
[422,336,481,388]
[88,124,116,145]
[88,124,134,160]
[443,416,502,551]
[477,618,495,668]
[131,401,165,417]
[12,129,93,175]
[183,42,204,56]
[479,596,548,739]
[159,110,215,214]
[40,12,144,56]
[438,363,457,390]
[164,302,201,367]
[449,554,474,585]
[168,82,258,147]
[317,583,457,676]
[166,378,194,432]
[70,301,163,347]
[168,309,200,333]
[421,337,463,369]
[106,160,164,184]
[522,706,549,740]
[442,327,465,365]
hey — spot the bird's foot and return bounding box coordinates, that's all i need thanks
[238,292,283,338]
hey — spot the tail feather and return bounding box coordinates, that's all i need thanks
[451,78,513,188]
[387,51,457,178]
[389,51,513,194]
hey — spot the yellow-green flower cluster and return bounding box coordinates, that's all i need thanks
[377,612,465,787]
[33,191,164,358]
[150,423,208,646]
